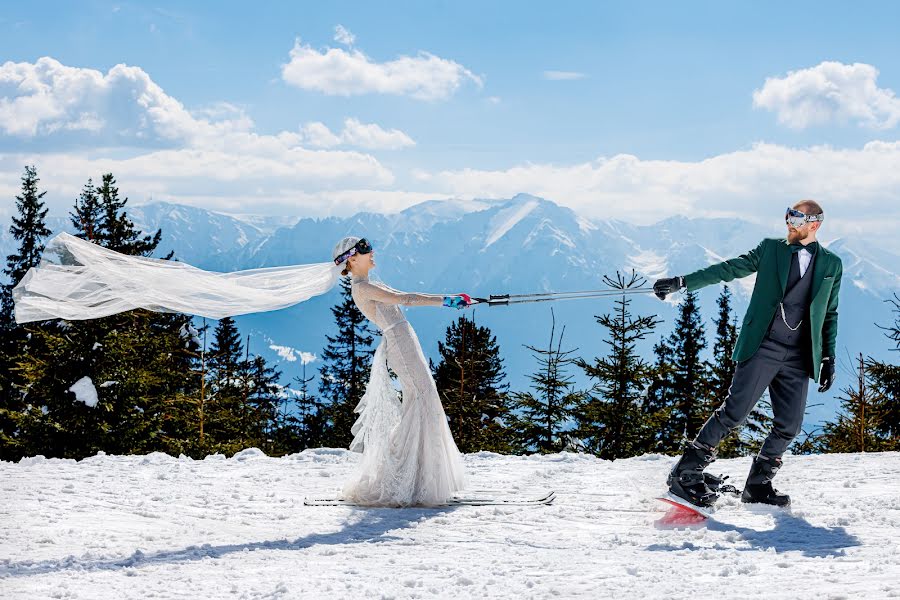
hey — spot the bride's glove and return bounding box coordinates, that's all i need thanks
[442,293,472,310]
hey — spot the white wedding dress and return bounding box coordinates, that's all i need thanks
[342,273,467,507]
[12,233,467,507]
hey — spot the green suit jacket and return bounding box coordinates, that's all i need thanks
[683,238,843,381]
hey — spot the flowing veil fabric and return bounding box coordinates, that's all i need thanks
[13,232,342,324]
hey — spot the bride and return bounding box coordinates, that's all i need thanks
[333,236,469,506]
[13,232,472,507]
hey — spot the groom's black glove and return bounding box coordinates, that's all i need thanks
[818,357,835,393]
[653,276,685,300]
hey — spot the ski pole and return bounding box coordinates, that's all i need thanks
[471,287,655,306]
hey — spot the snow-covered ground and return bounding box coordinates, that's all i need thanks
[2,449,899,599]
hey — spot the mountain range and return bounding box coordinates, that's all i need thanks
[4,193,899,427]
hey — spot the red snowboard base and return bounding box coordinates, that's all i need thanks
[655,492,713,525]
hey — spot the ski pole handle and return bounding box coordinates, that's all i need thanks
[470,294,509,307]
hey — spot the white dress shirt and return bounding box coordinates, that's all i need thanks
[798,247,812,278]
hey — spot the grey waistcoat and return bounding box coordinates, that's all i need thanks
[766,249,817,348]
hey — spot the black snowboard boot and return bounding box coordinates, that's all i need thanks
[667,441,719,508]
[741,455,791,507]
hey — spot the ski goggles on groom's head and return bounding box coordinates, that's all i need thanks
[333,238,373,266]
[785,207,824,229]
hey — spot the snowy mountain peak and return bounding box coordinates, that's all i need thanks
[483,198,542,249]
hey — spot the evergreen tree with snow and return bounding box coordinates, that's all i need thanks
[0,166,52,459]
[574,272,663,459]
[510,309,584,453]
[12,173,200,459]
[318,278,376,449]
[433,312,512,453]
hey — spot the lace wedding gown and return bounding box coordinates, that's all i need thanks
[342,274,467,506]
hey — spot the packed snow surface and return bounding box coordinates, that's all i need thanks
[1,450,898,599]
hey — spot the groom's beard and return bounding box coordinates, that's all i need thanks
[787,228,810,244]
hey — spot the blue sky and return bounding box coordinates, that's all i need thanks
[2,1,900,244]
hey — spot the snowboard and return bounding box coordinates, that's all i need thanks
[655,492,714,524]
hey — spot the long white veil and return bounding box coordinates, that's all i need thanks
[13,232,342,324]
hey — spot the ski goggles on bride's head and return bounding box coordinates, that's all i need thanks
[333,238,373,265]
[785,207,824,228]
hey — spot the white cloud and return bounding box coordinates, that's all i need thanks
[0,57,253,144]
[753,61,900,129]
[0,57,399,217]
[281,37,482,101]
[543,70,586,81]
[421,141,900,228]
[334,24,355,46]
[340,118,415,149]
[299,121,342,148]
[300,117,414,150]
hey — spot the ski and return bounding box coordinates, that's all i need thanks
[304,490,555,507]
[450,490,555,506]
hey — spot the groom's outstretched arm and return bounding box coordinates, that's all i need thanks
[683,239,768,292]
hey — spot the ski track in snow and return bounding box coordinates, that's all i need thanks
[1,450,899,599]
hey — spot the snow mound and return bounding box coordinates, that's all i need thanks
[231,447,268,461]
[68,376,98,407]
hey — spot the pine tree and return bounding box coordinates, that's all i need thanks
[13,172,202,459]
[293,360,326,450]
[866,359,900,450]
[819,354,890,452]
[869,294,900,446]
[708,287,751,457]
[206,317,246,453]
[163,319,209,458]
[574,272,663,459]
[644,339,677,452]
[648,291,711,452]
[433,312,511,453]
[0,166,52,460]
[96,173,161,255]
[70,179,102,242]
[318,278,376,449]
[510,308,584,453]
[247,352,282,453]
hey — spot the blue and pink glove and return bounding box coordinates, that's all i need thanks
[442,293,472,310]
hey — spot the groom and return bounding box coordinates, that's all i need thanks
[653,200,843,508]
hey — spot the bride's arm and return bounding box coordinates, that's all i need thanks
[356,281,445,307]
